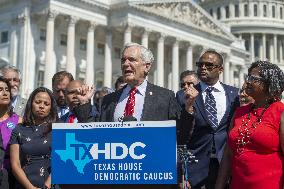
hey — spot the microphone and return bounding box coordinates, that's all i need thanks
[122,116,137,122]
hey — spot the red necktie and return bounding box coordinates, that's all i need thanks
[68,114,76,123]
[124,87,138,117]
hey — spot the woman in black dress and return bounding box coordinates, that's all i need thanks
[9,87,58,189]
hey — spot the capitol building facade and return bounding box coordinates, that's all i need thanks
[2,0,281,97]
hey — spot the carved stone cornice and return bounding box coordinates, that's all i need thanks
[132,2,228,38]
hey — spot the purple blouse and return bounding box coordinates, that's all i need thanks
[0,113,19,168]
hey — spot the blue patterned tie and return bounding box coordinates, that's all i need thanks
[205,86,218,128]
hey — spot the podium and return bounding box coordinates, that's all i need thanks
[52,121,177,185]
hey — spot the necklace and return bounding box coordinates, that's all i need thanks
[236,104,269,154]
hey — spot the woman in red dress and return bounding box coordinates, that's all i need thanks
[215,60,284,189]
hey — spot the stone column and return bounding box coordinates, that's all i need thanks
[224,54,230,84]
[172,39,179,92]
[9,24,18,67]
[213,8,217,19]
[250,33,255,62]
[221,6,226,19]
[157,34,165,87]
[274,34,278,63]
[104,29,112,88]
[269,37,274,62]
[124,24,132,45]
[229,64,235,86]
[229,3,235,18]
[186,44,193,70]
[44,10,57,89]
[141,29,149,48]
[262,34,266,59]
[66,16,77,78]
[85,22,96,86]
[239,2,244,17]
[279,37,283,63]
[238,33,242,40]
[248,1,253,17]
[259,37,263,60]
[239,65,245,87]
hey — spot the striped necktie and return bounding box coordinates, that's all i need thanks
[205,86,218,128]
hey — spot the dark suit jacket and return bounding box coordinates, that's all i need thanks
[177,82,239,186]
[71,82,192,189]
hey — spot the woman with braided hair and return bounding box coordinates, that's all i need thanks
[215,60,284,189]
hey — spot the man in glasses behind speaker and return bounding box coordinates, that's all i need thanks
[176,70,199,108]
[178,50,239,189]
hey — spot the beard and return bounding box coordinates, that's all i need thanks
[11,87,19,97]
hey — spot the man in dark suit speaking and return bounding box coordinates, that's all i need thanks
[68,43,192,189]
[179,50,239,189]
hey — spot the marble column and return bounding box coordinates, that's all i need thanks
[157,34,165,87]
[186,45,193,70]
[104,29,112,88]
[9,26,18,67]
[141,29,149,48]
[85,22,96,86]
[279,37,283,63]
[269,37,274,62]
[250,33,255,62]
[224,54,230,84]
[262,34,266,59]
[229,64,235,86]
[44,10,57,89]
[239,65,246,87]
[66,16,77,78]
[274,34,278,63]
[124,25,132,45]
[172,39,179,92]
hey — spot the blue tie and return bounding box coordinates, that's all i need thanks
[205,86,218,128]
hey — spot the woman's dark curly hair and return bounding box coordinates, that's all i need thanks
[248,60,284,102]
[23,87,58,132]
[0,76,13,116]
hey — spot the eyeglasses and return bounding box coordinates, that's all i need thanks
[180,82,195,88]
[245,75,265,83]
[196,61,221,70]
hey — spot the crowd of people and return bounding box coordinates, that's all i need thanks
[0,42,283,189]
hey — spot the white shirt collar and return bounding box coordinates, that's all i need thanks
[200,81,224,93]
[124,79,147,96]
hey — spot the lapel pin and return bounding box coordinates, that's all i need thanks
[149,92,153,95]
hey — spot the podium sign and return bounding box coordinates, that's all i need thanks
[52,121,177,184]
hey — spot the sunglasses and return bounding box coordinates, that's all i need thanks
[245,75,265,83]
[196,61,221,70]
[180,82,195,88]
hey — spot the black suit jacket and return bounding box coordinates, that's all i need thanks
[177,82,239,186]
[72,82,192,189]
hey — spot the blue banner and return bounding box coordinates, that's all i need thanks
[52,121,177,184]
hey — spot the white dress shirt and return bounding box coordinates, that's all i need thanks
[200,81,227,125]
[114,80,148,122]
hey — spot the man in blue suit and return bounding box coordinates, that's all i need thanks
[178,50,239,189]
[176,70,199,108]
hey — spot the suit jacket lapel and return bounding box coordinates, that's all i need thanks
[194,84,211,124]
[219,83,235,125]
[141,82,154,121]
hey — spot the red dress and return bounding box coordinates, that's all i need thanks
[228,101,284,189]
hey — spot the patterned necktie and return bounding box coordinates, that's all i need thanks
[68,113,76,123]
[124,87,138,117]
[205,86,218,128]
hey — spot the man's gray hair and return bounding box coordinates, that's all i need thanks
[122,42,154,65]
[0,65,21,80]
